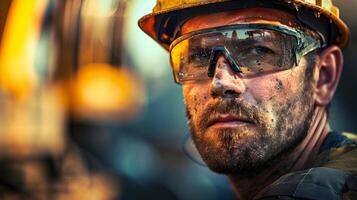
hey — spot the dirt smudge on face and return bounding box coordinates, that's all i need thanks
[275,78,284,90]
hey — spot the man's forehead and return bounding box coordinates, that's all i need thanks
[181,7,301,34]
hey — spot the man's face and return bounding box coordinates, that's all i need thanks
[181,8,317,174]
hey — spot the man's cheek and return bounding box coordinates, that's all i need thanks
[247,71,304,102]
[184,96,201,126]
[184,88,208,113]
[245,79,281,103]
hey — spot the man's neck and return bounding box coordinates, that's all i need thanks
[228,106,330,200]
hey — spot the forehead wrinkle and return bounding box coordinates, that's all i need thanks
[181,8,300,35]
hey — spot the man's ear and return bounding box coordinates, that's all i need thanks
[314,45,344,106]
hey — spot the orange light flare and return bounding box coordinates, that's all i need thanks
[70,63,146,121]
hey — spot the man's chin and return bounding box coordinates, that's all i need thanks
[195,136,274,175]
[202,151,273,176]
[197,129,307,176]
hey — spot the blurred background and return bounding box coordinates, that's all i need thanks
[0,0,355,199]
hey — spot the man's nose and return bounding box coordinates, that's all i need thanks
[209,55,246,98]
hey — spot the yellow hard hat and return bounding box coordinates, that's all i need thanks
[138,0,350,50]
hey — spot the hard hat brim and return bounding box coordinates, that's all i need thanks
[138,0,350,51]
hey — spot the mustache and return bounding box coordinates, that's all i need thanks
[197,98,262,128]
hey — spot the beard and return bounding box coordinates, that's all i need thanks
[185,78,315,175]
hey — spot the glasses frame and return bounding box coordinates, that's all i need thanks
[169,23,326,84]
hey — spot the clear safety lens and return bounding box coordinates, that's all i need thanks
[170,25,300,84]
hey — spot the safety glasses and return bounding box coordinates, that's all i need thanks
[170,23,325,84]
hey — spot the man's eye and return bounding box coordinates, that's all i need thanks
[248,46,275,55]
[188,50,211,63]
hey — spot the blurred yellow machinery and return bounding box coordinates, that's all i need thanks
[0,0,145,156]
[0,0,144,199]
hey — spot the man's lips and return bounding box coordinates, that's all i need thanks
[207,115,254,128]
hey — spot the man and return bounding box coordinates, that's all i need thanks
[139,0,357,199]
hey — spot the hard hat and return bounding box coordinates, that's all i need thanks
[138,0,350,50]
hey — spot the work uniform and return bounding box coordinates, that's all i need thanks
[255,132,357,200]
